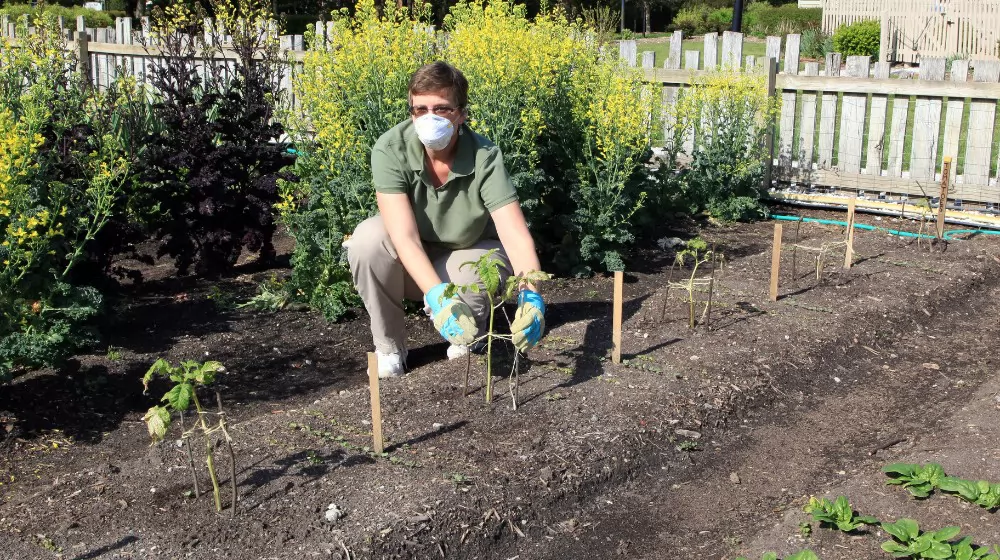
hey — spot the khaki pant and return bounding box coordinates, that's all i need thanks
[346,215,511,355]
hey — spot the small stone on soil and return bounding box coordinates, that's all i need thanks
[729,472,741,485]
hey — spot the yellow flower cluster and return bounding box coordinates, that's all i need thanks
[0,109,43,220]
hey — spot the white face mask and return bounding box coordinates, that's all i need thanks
[413,114,455,151]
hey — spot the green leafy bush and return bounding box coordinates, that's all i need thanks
[658,70,779,223]
[671,6,710,35]
[833,19,880,58]
[0,4,114,28]
[706,8,732,33]
[743,3,821,38]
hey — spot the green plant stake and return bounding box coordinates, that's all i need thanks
[142,359,235,514]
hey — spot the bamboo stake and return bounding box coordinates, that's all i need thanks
[179,410,200,499]
[216,391,237,517]
[769,223,782,302]
[612,271,624,364]
[937,157,952,239]
[464,352,471,397]
[366,352,384,454]
[844,198,856,269]
[792,216,802,284]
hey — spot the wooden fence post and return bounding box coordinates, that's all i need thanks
[75,31,90,85]
[0,15,8,38]
[703,32,718,70]
[612,271,624,364]
[763,57,778,191]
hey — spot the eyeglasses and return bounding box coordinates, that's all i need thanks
[408,104,462,117]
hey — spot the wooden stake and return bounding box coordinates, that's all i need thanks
[366,352,384,454]
[937,157,952,239]
[659,262,675,322]
[769,223,782,302]
[216,391,237,517]
[612,271,624,364]
[844,198,856,269]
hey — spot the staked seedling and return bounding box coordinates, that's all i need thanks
[444,249,551,407]
[142,359,237,515]
[665,238,724,329]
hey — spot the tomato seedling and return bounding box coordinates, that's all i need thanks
[142,359,237,515]
[444,249,551,406]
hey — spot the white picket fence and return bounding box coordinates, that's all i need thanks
[624,31,1000,207]
[821,0,1000,63]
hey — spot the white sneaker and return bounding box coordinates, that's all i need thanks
[377,350,407,378]
[447,344,469,360]
[447,341,487,360]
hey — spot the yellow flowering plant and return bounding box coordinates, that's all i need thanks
[0,13,131,381]
[658,69,781,222]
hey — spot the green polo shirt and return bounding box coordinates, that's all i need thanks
[370,119,519,249]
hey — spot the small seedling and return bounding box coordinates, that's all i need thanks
[206,285,238,311]
[884,462,1000,510]
[306,450,323,466]
[444,249,551,406]
[804,495,878,532]
[676,440,699,452]
[798,521,812,538]
[882,462,946,498]
[664,238,724,329]
[544,392,566,402]
[239,274,290,311]
[106,347,123,361]
[142,359,237,515]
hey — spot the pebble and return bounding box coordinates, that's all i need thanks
[729,472,741,485]
[675,429,702,439]
[325,503,344,523]
[432,423,443,429]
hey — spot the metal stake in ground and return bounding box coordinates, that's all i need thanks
[366,352,384,454]
[844,197,857,269]
[612,271,624,364]
[769,222,782,302]
[937,156,952,239]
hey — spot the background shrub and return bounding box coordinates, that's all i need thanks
[671,6,710,35]
[706,8,732,34]
[0,4,115,28]
[833,19,880,58]
[743,3,821,37]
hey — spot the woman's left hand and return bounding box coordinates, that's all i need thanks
[511,290,545,352]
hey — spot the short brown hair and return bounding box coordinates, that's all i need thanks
[408,61,468,108]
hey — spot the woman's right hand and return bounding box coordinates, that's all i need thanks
[424,283,477,346]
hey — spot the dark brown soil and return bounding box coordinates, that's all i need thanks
[2,207,999,560]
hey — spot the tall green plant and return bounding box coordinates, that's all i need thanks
[0,14,128,381]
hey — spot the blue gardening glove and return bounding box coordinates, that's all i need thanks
[510,290,545,352]
[424,283,477,346]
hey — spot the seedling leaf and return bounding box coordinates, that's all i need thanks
[163,383,194,412]
[143,406,171,442]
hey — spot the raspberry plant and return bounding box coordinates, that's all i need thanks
[142,359,238,515]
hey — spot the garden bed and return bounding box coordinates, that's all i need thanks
[1,207,999,559]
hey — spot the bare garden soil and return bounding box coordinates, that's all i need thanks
[2,207,1000,560]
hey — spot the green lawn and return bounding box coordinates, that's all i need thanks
[638,38,767,69]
